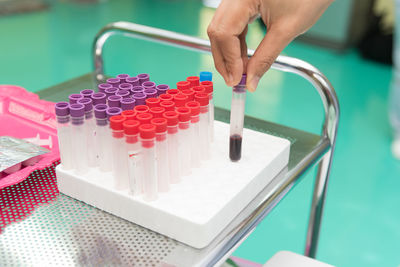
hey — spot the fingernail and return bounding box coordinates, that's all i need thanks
[247,76,259,92]
[226,74,234,86]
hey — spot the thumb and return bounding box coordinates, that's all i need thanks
[246,27,293,92]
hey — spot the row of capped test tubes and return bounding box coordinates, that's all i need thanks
[55,72,214,201]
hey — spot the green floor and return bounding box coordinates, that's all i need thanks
[1,0,400,266]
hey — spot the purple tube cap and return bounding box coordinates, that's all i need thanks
[119,83,133,91]
[98,83,113,92]
[117,74,130,80]
[77,97,93,111]
[107,78,120,85]
[69,94,83,104]
[94,104,108,119]
[105,87,118,96]
[137,73,149,84]
[69,103,85,117]
[126,76,139,85]
[92,92,107,105]
[116,90,130,98]
[132,92,146,100]
[108,95,122,107]
[106,107,122,118]
[238,74,246,85]
[144,88,157,98]
[121,98,136,111]
[80,89,94,98]
[131,85,144,93]
[55,102,69,116]
[142,81,156,89]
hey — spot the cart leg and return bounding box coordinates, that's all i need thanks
[304,149,333,258]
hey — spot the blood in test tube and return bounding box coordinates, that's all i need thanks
[145,97,160,108]
[160,100,175,112]
[105,87,118,99]
[181,89,195,101]
[229,74,247,162]
[117,74,130,83]
[116,90,130,99]
[163,111,180,183]
[80,89,94,99]
[98,83,113,93]
[108,95,122,108]
[199,71,212,82]
[120,97,136,111]
[139,124,158,201]
[176,107,192,176]
[186,76,200,87]
[167,89,179,96]
[134,105,150,114]
[149,107,165,118]
[106,106,122,119]
[176,81,190,91]
[77,98,97,167]
[142,81,156,90]
[195,93,210,160]
[132,92,146,106]
[159,93,174,102]
[126,76,140,86]
[110,115,129,190]
[95,104,113,172]
[152,118,170,192]
[201,81,215,142]
[107,78,121,87]
[173,94,188,108]
[137,73,150,85]
[192,85,205,94]
[123,119,142,195]
[121,110,137,120]
[156,84,169,96]
[69,103,89,174]
[131,86,144,94]
[92,92,107,105]
[185,101,201,168]
[55,102,73,170]
[136,113,153,125]
[119,83,133,92]
[69,94,83,104]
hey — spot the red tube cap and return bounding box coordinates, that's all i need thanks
[145,97,160,108]
[139,124,156,139]
[166,89,179,95]
[110,115,126,130]
[134,105,150,114]
[173,94,188,107]
[200,81,213,94]
[123,120,140,135]
[194,93,209,106]
[149,107,166,118]
[176,81,190,90]
[186,76,200,87]
[151,118,167,133]
[185,101,200,116]
[176,107,191,122]
[163,111,179,126]
[181,89,195,101]
[121,110,137,120]
[160,100,176,111]
[159,93,174,101]
[192,85,205,94]
[136,112,154,124]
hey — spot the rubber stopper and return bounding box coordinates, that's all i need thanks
[176,107,191,122]
[160,100,175,111]
[121,110,137,120]
[192,86,205,94]
[110,115,126,130]
[186,76,200,87]
[166,89,179,95]
[151,118,167,133]
[159,93,173,101]
[136,112,154,125]
[134,105,150,114]
[185,101,200,116]
[162,111,179,126]
[173,94,188,107]
[176,81,190,90]
[200,81,213,94]
[149,107,165,118]
[123,119,140,135]
[139,124,156,139]
[146,97,160,108]
[181,89,195,101]
[195,93,210,106]
[55,102,69,116]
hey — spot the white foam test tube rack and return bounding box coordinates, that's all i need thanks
[55,102,74,170]
[163,111,180,184]
[139,124,158,201]
[152,118,170,192]
[177,107,192,176]
[69,103,89,174]
[195,93,210,160]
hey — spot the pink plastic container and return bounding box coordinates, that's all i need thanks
[0,85,59,189]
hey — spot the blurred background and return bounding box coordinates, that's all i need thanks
[0,0,399,266]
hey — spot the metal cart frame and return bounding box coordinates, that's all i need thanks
[0,22,339,266]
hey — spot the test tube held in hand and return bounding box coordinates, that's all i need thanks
[195,93,210,160]
[176,107,192,176]
[70,103,89,174]
[139,124,158,201]
[123,120,142,196]
[110,115,129,190]
[152,118,170,192]
[229,74,247,162]
[55,102,74,170]
[163,111,180,183]
[77,98,97,167]
[185,101,201,168]
[95,104,113,172]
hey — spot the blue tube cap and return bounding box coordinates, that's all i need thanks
[199,71,212,82]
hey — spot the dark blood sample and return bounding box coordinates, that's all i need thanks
[229,134,242,161]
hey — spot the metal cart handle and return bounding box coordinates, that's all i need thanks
[92,21,340,258]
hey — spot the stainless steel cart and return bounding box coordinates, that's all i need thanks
[0,22,339,266]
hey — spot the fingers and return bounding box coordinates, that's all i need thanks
[246,26,293,92]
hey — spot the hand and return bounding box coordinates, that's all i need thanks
[207,0,333,91]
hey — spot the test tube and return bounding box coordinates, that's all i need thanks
[152,118,169,192]
[134,105,150,114]
[108,95,122,107]
[195,93,210,160]
[149,107,165,118]
[119,83,133,92]
[107,78,120,87]
[133,92,146,106]
[69,94,83,104]
[92,92,107,105]
[145,97,160,108]
[192,85,205,94]
[131,86,144,94]
[123,120,142,196]
[70,103,89,174]
[201,81,215,142]
[116,90,130,99]
[229,74,247,162]
[136,113,153,125]
[106,107,122,118]
[137,73,150,85]
[199,71,212,82]
[105,87,118,99]
[121,109,137,120]
[117,74,130,83]
[176,107,192,176]
[139,124,157,201]
[98,83,113,93]
[156,84,169,96]
[77,98,97,167]
[109,115,129,190]
[173,94,188,108]
[126,76,140,86]
[144,89,157,99]
[186,76,200,87]
[142,81,156,90]
[159,93,174,102]
[120,97,136,111]
[160,100,175,112]
[80,89,94,99]
[167,89,179,96]
[55,102,73,170]
[185,101,201,168]
[95,104,113,172]
[163,111,180,183]
[181,89,195,101]
[176,81,190,91]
